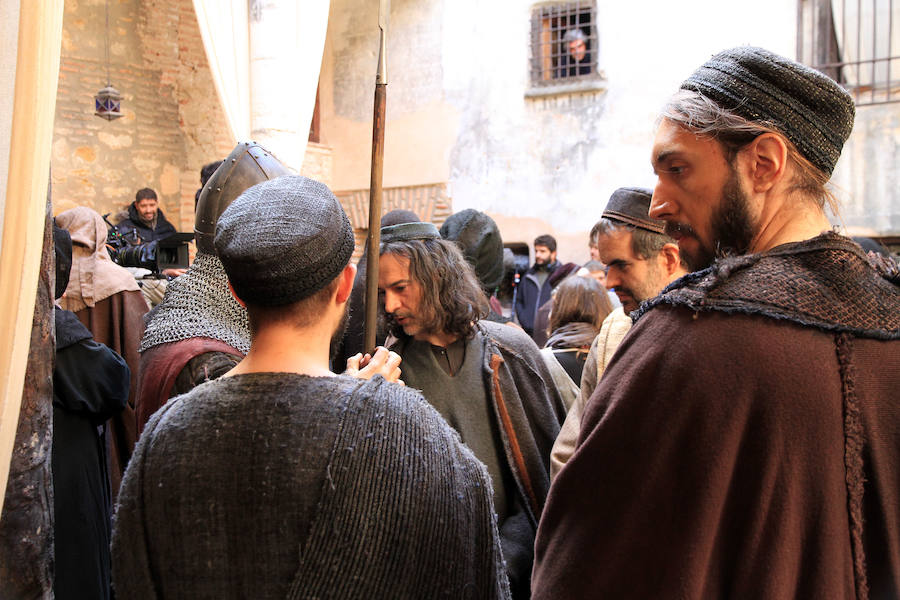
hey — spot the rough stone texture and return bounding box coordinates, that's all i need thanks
[337,183,451,262]
[0,196,54,600]
[300,142,334,189]
[51,0,233,233]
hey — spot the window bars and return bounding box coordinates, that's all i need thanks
[797,0,900,105]
[530,2,598,85]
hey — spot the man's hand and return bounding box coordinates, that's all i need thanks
[162,268,187,278]
[344,346,404,385]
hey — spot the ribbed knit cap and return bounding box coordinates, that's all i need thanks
[440,209,505,291]
[214,175,354,306]
[680,46,855,175]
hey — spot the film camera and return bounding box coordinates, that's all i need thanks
[103,214,193,275]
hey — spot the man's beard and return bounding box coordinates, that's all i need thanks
[668,169,758,271]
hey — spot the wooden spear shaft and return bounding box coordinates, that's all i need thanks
[364,0,388,353]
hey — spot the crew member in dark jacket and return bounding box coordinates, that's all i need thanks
[515,234,561,339]
[115,187,176,244]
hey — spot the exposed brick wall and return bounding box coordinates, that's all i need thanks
[51,0,232,233]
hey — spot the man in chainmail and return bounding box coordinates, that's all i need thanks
[533,47,900,599]
[112,175,510,599]
[134,143,283,435]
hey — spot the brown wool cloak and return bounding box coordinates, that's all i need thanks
[72,290,148,500]
[533,234,900,599]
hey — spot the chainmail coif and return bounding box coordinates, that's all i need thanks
[637,232,900,339]
[139,251,250,354]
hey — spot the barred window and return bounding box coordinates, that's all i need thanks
[797,0,900,105]
[530,2,599,86]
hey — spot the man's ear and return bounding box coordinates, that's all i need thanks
[335,263,357,304]
[227,280,246,308]
[743,132,788,193]
[658,243,683,278]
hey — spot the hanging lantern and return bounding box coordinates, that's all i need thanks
[94,85,123,121]
[94,0,123,121]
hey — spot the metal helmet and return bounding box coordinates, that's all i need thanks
[194,141,293,254]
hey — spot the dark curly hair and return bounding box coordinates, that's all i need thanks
[380,237,489,339]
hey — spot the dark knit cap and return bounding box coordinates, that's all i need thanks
[602,187,667,234]
[680,46,855,175]
[214,175,355,307]
[380,221,440,243]
[440,209,505,291]
[381,209,420,228]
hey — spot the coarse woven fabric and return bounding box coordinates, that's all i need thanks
[635,232,900,339]
[533,232,900,599]
[601,187,666,235]
[680,46,855,175]
[214,175,355,306]
[138,251,249,354]
[112,373,511,600]
[440,209,505,291]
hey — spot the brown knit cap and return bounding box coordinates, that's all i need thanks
[680,46,855,175]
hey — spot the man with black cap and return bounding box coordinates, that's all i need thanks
[378,222,566,599]
[549,187,686,478]
[112,176,510,599]
[533,47,900,599]
[440,208,511,323]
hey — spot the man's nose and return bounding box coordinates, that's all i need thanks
[604,270,619,291]
[383,291,399,314]
[649,182,672,221]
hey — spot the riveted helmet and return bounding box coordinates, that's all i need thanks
[194,141,292,254]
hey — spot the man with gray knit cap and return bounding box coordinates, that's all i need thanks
[534,47,900,599]
[112,176,511,599]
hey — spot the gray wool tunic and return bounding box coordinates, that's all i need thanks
[112,373,510,599]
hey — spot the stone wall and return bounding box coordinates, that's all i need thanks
[322,0,806,264]
[51,0,233,232]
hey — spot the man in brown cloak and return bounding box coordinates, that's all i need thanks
[533,46,900,599]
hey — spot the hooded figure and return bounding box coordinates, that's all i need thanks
[55,206,148,500]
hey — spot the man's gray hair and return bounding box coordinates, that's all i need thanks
[564,28,586,42]
[595,218,676,262]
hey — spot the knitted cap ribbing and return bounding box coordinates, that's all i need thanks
[680,46,855,175]
[214,175,354,306]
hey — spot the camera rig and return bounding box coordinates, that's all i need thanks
[103,213,193,275]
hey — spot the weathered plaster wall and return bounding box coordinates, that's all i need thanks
[52,0,232,232]
[325,0,459,192]
[323,0,799,264]
[832,103,900,236]
[441,0,797,264]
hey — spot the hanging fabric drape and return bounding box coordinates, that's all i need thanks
[191,0,251,142]
[0,0,64,515]
[192,0,330,171]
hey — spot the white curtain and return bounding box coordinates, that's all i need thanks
[192,0,330,171]
[830,0,900,91]
[0,0,64,514]
[248,0,330,170]
[192,0,251,142]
